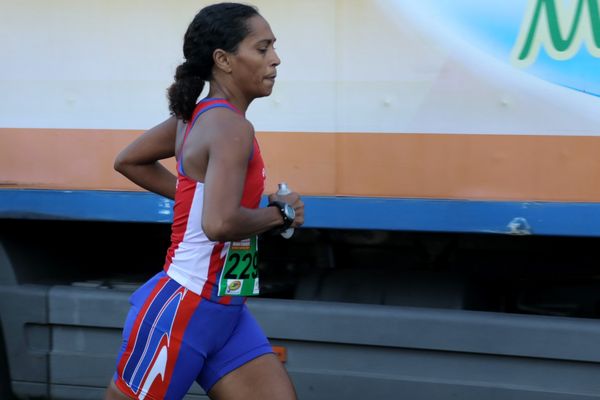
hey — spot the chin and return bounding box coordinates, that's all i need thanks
[257,89,273,98]
[247,85,274,100]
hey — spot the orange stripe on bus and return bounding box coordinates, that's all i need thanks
[3,128,600,202]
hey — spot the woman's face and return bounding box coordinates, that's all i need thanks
[229,15,281,99]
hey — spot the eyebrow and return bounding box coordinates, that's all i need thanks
[255,38,276,46]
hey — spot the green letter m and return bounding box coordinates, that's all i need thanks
[511,0,600,67]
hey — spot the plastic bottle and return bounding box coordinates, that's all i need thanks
[277,182,294,239]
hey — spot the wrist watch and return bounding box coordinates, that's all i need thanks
[268,201,295,229]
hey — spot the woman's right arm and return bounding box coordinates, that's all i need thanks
[114,117,178,200]
[182,109,302,242]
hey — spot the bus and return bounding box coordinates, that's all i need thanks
[2,1,600,398]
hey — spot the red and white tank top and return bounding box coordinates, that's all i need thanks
[163,98,265,305]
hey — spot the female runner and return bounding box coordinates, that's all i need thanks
[105,3,303,399]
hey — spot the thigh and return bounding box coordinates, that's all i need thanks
[197,304,273,392]
[208,353,296,400]
[105,380,135,400]
[201,305,296,400]
[113,273,206,399]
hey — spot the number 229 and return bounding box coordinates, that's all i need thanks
[224,253,258,280]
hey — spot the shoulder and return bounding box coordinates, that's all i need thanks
[196,107,255,142]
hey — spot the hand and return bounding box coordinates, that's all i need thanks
[268,191,305,228]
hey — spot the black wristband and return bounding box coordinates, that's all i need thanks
[268,201,295,230]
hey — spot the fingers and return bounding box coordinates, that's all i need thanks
[291,197,304,228]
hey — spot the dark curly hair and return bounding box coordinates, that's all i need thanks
[167,3,259,121]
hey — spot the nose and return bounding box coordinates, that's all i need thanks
[271,48,281,66]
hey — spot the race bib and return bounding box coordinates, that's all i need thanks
[218,236,260,296]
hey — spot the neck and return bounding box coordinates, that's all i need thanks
[207,80,251,114]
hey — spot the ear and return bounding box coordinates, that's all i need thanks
[213,49,232,74]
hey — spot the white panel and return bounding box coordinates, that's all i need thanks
[2,0,600,134]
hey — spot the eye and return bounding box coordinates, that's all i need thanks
[258,48,268,54]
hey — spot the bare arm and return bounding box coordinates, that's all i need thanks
[182,109,284,242]
[114,117,178,200]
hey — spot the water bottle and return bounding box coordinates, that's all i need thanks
[277,182,294,239]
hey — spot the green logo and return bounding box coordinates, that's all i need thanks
[511,0,600,67]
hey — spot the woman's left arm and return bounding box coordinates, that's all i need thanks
[114,116,178,200]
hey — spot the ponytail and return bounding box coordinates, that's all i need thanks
[167,61,210,121]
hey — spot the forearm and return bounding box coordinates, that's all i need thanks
[117,162,177,200]
[114,116,178,199]
[204,205,283,242]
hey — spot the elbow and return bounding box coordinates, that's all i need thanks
[203,226,227,243]
[114,152,126,174]
[114,151,135,176]
[202,219,236,242]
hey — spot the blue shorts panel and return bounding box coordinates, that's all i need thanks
[195,304,273,391]
[113,271,273,400]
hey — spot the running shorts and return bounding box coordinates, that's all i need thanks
[112,271,273,399]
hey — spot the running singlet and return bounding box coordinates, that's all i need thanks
[163,98,266,305]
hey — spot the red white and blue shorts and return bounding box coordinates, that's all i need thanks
[112,271,273,399]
